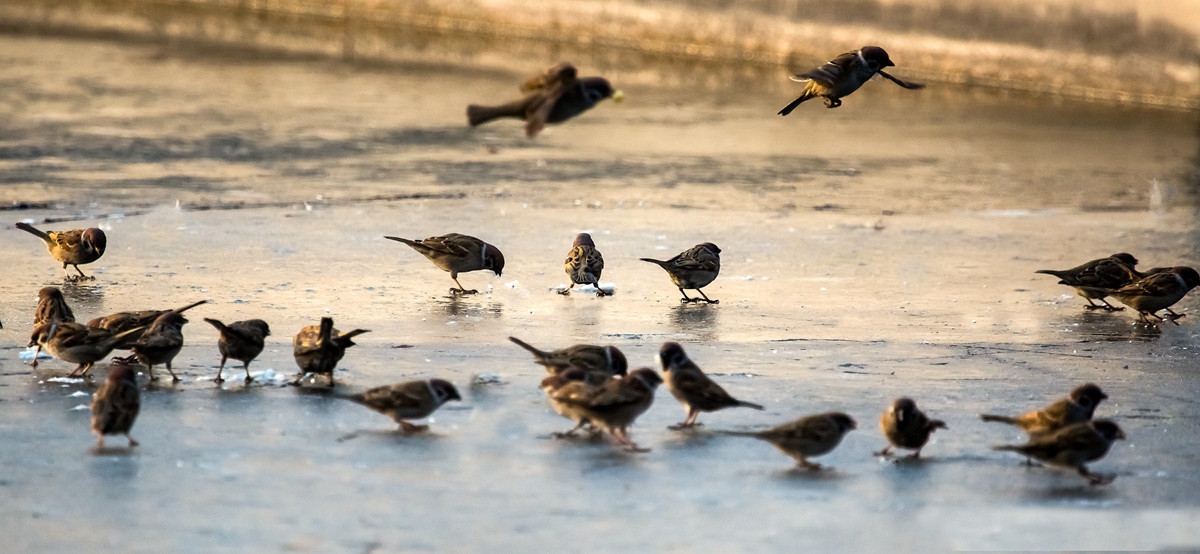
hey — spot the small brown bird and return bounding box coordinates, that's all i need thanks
[778,46,923,114]
[385,233,505,295]
[31,322,145,377]
[29,287,76,367]
[15,222,107,280]
[552,367,663,451]
[90,360,141,448]
[541,367,607,437]
[88,300,208,350]
[640,242,722,304]
[467,62,624,137]
[292,317,370,387]
[508,336,628,383]
[1106,266,1200,325]
[561,233,607,297]
[876,398,947,459]
[993,420,1126,485]
[344,379,462,433]
[981,383,1108,438]
[129,311,189,382]
[658,342,763,429]
[727,412,858,470]
[1035,253,1141,311]
[204,318,271,384]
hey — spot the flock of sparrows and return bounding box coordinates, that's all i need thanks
[11,46,1195,488]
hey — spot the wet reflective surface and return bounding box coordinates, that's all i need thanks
[2,35,1200,552]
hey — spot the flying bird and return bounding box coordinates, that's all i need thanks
[467,62,624,137]
[778,46,923,115]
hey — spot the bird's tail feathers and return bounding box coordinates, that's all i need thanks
[338,329,371,341]
[203,318,228,332]
[508,336,548,359]
[980,414,1019,426]
[991,444,1024,452]
[639,257,669,268]
[1034,269,1068,279]
[467,101,526,127]
[103,326,148,350]
[718,429,766,438]
[174,300,208,314]
[777,91,814,116]
[318,317,334,347]
[736,400,766,411]
[15,222,51,242]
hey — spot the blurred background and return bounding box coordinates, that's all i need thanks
[4,0,1199,107]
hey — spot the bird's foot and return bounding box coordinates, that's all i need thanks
[550,430,578,439]
[873,448,894,458]
[127,437,139,448]
[244,375,254,384]
[704,299,720,304]
[622,443,651,453]
[595,290,609,297]
[557,289,571,296]
[214,377,225,385]
[400,422,429,434]
[451,288,478,295]
[679,297,697,304]
[1084,304,1105,311]
[29,360,38,368]
[824,98,841,109]
[801,462,824,471]
[1086,472,1116,486]
[668,422,702,431]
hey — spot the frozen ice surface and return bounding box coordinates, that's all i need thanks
[18,348,52,361]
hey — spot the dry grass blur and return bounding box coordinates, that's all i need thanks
[1,0,1198,107]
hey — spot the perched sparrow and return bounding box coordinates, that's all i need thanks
[31,322,145,377]
[508,336,628,383]
[993,420,1126,485]
[640,242,722,304]
[1105,266,1200,325]
[658,342,763,429]
[540,367,603,437]
[129,311,189,382]
[1035,253,1141,311]
[29,287,76,367]
[561,233,606,297]
[90,360,140,448]
[292,317,370,387]
[553,367,663,451]
[15,222,107,280]
[88,300,208,349]
[876,398,947,459]
[981,383,1107,438]
[467,62,624,137]
[204,318,271,384]
[727,412,858,470]
[344,379,462,433]
[778,46,923,114]
[385,233,504,295]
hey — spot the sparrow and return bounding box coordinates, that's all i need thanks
[981,383,1108,438]
[129,311,189,382]
[561,233,606,297]
[15,222,107,280]
[204,318,271,384]
[30,322,145,377]
[344,379,462,433]
[778,46,923,114]
[993,420,1126,485]
[29,287,76,367]
[467,62,624,137]
[540,367,604,437]
[385,233,505,295]
[658,341,763,429]
[508,336,628,383]
[726,412,858,470]
[1035,253,1142,311]
[875,398,947,459]
[87,300,208,349]
[292,317,370,387]
[640,242,722,304]
[552,367,663,451]
[1105,266,1200,325]
[90,359,141,448]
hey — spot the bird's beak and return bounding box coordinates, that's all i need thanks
[612,90,625,104]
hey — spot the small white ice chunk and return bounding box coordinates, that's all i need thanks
[19,348,53,361]
[68,391,91,398]
[473,372,504,385]
[48,377,85,384]
[70,404,89,411]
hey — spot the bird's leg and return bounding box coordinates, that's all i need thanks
[1099,299,1124,312]
[552,421,586,438]
[1079,466,1115,486]
[243,361,254,383]
[214,356,227,384]
[127,435,139,448]
[794,456,822,471]
[327,373,336,388]
[73,265,92,281]
[593,281,609,297]
[669,409,700,430]
[824,97,841,109]
[873,445,893,457]
[29,344,42,368]
[96,436,105,449]
[558,283,573,296]
[1166,308,1186,321]
[450,277,478,295]
[68,362,91,378]
[399,421,429,434]
[148,364,158,381]
[908,449,922,460]
[678,288,696,303]
[62,263,78,282]
[165,361,180,383]
[1083,298,1103,310]
[695,289,719,304]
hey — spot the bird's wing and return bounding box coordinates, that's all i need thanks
[792,51,856,87]
[1112,272,1177,295]
[673,369,731,405]
[877,70,925,89]
[524,80,573,137]
[520,63,577,92]
[49,229,84,251]
[420,234,475,257]
[671,245,720,272]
